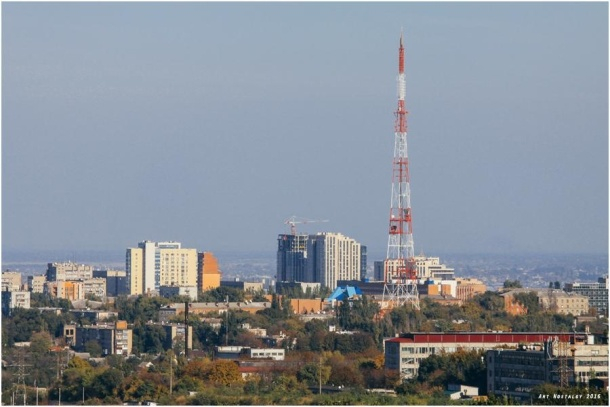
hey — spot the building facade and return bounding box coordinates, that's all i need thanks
[1,290,30,316]
[487,334,609,402]
[73,320,132,356]
[564,277,608,316]
[93,270,128,297]
[27,275,46,293]
[46,262,93,281]
[385,332,576,380]
[198,252,222,291]
[277,234,309,282]
[126,241,198,295]
[306,233,362,290]
[2,271,22,292]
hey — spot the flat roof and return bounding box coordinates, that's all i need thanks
[387,332,580,344]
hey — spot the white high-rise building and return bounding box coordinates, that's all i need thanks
[126,241,198,295]
[306,233,362,290]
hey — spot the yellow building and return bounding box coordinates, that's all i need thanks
[126,241,198,296]
[45,281,84,300]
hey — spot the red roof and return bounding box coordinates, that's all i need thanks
[386,332,575,344]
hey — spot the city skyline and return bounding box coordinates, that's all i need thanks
[2,2,608,257]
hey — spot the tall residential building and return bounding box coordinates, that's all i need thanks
[198,252,222,292]
[306,233,362,290]
[277,233,364,290]
[46,262,93,281]
[564,277,609,316]
[126,241,198,295]
[277,234,309,282]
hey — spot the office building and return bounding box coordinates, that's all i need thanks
[46,262,93,281]
[373,255,454,282]
[126,241,198,295]
[564,277,608,316]
[487,333,608,402]
[385,332,576,380]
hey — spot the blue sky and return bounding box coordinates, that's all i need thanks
[2,2,608,257]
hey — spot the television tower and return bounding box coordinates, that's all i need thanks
[382,32,419,310]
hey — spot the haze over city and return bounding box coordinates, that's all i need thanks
[2,2,608,257]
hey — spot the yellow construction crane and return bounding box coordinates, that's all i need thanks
[284,216,329,235]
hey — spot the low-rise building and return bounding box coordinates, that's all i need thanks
[487,333,609,402]
[501,288,589,316]
[385,331,577,380]
[564,277,608,316]
[456,278,487,301]
[159,285,198,301]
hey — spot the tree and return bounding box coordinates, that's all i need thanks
[207,360,242,386]
[297,362,331,386]
[503,280,522,289]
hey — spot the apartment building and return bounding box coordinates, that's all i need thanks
[126,241,198,295]
[72,320,132,356]
[2,271,22,292]
[46,262,93,281]
[27,275,46,293]
[306,233,362,290]
[1,290,30,316]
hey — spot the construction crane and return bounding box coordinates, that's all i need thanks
[284,216,329,235]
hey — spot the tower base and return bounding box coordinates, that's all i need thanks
[382,281,420,310]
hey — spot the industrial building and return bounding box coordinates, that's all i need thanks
[385,332,577,380]
[486,332,609,402]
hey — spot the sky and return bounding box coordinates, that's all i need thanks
[2,2,608,258]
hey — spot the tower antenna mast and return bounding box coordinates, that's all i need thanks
[382,32,419,309]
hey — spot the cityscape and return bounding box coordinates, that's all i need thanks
[2,2,608,406]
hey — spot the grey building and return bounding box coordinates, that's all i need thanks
[564,277,608,316]
[93,270,128,297]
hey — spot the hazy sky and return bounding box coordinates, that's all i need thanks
[2,2,608,257]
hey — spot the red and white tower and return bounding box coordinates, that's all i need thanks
[382,33,419,309]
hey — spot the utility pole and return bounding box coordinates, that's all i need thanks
[319,357,322,395]
[225,295,229,346]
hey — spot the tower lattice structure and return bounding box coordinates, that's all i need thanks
[382,33,419,310]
